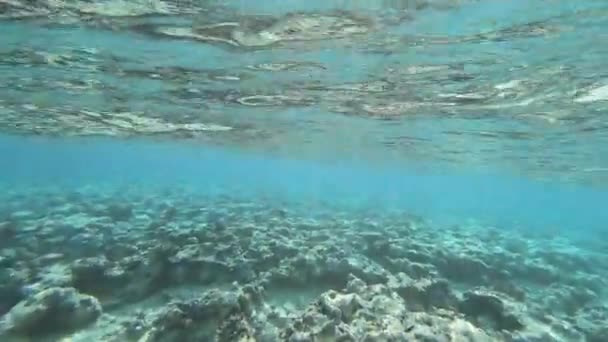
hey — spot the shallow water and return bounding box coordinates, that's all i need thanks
[1,1,608,341]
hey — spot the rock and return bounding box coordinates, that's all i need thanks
[281,276,492,340]
[71,256,111,293]
[575,305,608,342]
[0,287,102,336]
[517,261,560,285]
[0,248,18,268]
[394,277,457,311]
[405,310,492,341]
[459,288,524,331]
[139,288,245,342]
[319,290,363,323]
[0,221,17,241]
[0,255,11,268]
[162,205,178,221]
[0,268,29,316]
[121,312,149,340]
[71,254,166,306]
[345,274,367,293]
[545,285,597,315]
[106,203,133,222]
[586,326,608,342]
[437,255,493,283]
[30,263,72,291]
[216,313,256,342]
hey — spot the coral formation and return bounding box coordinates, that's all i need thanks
[0,287,102,337]
[0,186,606,341]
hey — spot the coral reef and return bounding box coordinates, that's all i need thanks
[0,287,102,337]
[0,186,606,341]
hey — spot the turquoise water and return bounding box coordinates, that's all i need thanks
[2,134,607,237]
[1,1,608,341]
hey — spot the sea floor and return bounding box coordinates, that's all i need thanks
[0,184,606,341]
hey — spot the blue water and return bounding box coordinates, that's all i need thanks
[2,134,605,238]
[2,0,608,340]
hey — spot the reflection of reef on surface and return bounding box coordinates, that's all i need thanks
[0,186,607,341]
[0,0,207,19]
[0,107,234,138]
[137,11,375,48]
[2,0,608,186]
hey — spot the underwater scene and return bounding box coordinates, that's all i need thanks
[1,0,608,341]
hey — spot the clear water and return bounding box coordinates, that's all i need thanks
[1,1,607,341]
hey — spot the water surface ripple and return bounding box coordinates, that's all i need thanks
[1,0,607,183]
